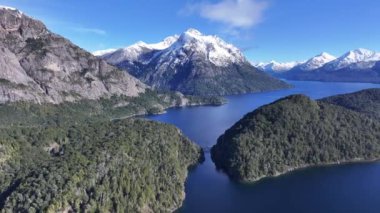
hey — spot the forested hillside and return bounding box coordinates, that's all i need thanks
[211,89,380,182]
[0,119,203,212]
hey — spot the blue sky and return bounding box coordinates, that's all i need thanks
[1,0,379,62]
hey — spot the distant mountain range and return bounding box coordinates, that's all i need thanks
[256,48,380,83]
[255,61,304,73]
[95,29,290,96]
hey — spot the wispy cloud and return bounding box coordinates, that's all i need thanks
[239,44,260,52]
[70,27,107,36]
[181,0,269,29]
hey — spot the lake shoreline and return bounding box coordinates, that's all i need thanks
[237,158,380,184]
[146,81,380,212]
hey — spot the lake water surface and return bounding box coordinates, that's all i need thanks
[146,81,380,213]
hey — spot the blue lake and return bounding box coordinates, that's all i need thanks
[146,81,380,213]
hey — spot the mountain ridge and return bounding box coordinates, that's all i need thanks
[256,48,380,83]
[97,28,291,96]
[0,7,148,104]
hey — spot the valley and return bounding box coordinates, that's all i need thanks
[1,3,380,213]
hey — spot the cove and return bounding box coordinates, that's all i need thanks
[146,81,380,213]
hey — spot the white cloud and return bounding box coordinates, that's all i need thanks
[183,0,269,29]
[71,27,106,36]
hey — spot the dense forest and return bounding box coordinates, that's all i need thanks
[120,60,292,96]
[0,7,222,212]
[211,89,380,182]
[0,91,217,212]
[321,88,380,119]
[0,89,225,127]
[0,119,203,212]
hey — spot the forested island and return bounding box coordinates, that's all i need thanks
[211,89,380,182]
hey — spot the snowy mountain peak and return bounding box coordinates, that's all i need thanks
[327,48,380,70]
[0,5,23,16]
[319,52,335,58]
[184,28,202,36]
[161,35,179,46]
[92,48,118,56]
[351,48,375,54]
[134,41,147,46]
[99,35,180,64]
[344,48,378,60]
[255,61,301,73]
[167,29,246,66]
[98,28,247,67]
[0,5,18,11]
[299,52,336,71]
[256,48,380,74]
[148,35,179,50]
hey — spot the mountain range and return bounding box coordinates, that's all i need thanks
[96,29,290,96]
[256,49,380,83]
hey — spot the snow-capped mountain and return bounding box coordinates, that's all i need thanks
[324,48,380,70]
[298,52,336,71]
[97,28,290,96]
[92,48,118,56]
[156,28,246,67]
[256,52,336,73]
[100,35,179,64]
[98,28,246,67]
[255,61,301,73]
[268,48,380,83]
[258,49,379,74]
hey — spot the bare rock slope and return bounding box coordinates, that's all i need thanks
[0,7,146,104]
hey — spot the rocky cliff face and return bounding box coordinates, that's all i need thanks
[0,7,146,104]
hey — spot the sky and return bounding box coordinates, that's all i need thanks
[1,0,379,62]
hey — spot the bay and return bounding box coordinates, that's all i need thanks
[147,81,380,213]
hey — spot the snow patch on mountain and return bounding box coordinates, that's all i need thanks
[255,61,301,72]
[172,28,246,66]
[0,5,18,11]
[326,48,380,70]
[299,52,336,71]
[92,48,118,56]
[96,28,246,67]
[0,5,23,17]
[100,35,179,64]
[257,49,380,73]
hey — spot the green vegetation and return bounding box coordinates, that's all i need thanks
[0,79,27,90]
[0,90,220,212]
[321,88,380,119]
[0,89,225,127]
[171,64,292,96]
[125,61,292,96]
[0,119,203,212]
[211,89,380,182]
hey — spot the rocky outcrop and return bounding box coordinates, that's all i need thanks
[0,7,146,104]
